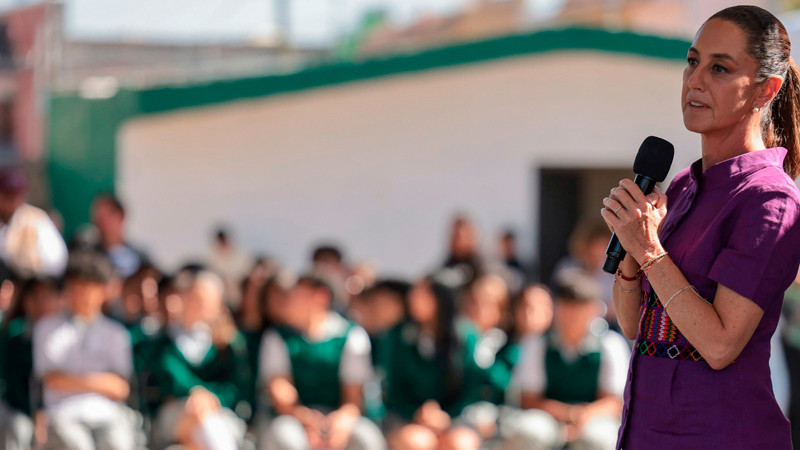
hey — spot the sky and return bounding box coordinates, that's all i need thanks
[0,0,566,46]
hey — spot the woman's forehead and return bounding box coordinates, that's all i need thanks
[692,19,750,61]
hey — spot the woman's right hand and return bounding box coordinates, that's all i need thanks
[601,181,668,264]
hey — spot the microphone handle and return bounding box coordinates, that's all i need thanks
[602,174,657,274]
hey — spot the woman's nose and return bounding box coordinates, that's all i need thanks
[686,67,705,91]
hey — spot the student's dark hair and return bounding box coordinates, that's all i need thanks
[709,6,800,178]
[215,227,229,245]
[296,274,334,301]
[553,270,599,304]
[423,277,462,407]
[367,278,410,307]
[311,245,343,263]
[3,276,56,330]
[94,193,126,217]
[64,250,116,285]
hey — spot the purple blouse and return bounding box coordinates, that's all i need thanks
[617,147,800,449]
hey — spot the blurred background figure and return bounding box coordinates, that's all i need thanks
[33,250,136,450]
[783,267,800,449]
[0,168,66,279]
[509,272,629,450]
[383,277,481,450]
[348,278,410,423]
[88,194,148,279]
[512,284,554,342]
[551,217,616,330]
[0,276,63,450]
[259,275,384,450]
[150,270,250,450]
[309,244,352,313]
[498,229,530,293]
[437,214,485,291]
[457,274,519,444]
[207,227,254,309]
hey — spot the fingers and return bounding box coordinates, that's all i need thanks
[602,196,623,213]
[619,179,648,204]
[600,206,619,231]
[609,186,636,212]
[645,186,667,209]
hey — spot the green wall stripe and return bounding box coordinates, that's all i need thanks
[47,27,691,238]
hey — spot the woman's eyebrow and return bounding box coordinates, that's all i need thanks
[688,46,736,62]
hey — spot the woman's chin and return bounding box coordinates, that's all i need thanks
[683,116,709,134]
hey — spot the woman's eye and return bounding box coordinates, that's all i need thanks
[687,57,698,66]
[712,64,728,73]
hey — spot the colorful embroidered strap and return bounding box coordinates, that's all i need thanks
[636,289,705,362]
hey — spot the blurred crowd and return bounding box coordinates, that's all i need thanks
[0,167,795,450]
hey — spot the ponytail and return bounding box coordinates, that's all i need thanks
[767,57,800,179]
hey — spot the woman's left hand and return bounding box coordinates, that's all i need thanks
[600,179,667,264]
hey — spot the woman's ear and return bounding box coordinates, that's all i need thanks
[757,75,784,108]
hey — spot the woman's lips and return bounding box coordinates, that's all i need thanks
[687,100,709,109]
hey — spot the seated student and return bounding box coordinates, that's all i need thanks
[0,277,63,450]
[150,270,250,450]
[509,272,629,450]
[382,277,481,450]
[348,279,410,422]
[110,264,164,419]
[32,251,136,450]
[237,269,289,421]
[259,275,385,450]
[456,274,519,439]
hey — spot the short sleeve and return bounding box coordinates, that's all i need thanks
[708,186,800,310]
[340,326,372,385]
[109,325,133,378]
[32,317,70,378]
[513,335,546,395]
[597,331,631,397]
[259,330,291,382]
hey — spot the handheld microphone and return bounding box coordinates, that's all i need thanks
[602,136,674,274]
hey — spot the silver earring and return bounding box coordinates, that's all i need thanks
[754,106,761,112]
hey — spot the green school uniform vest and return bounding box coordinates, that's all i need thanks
[154,331,251,412]
[277,318,355,410]
[458,321,520,408]
[383,322,478,420]
[1,319,33,417]
[543,332,601,404]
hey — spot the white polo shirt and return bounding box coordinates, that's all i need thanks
[33,313,132,423]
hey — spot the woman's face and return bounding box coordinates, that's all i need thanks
[466,276,508,332]
[682,19,763,136]
[515,286,553,337]
[409,281,437,325]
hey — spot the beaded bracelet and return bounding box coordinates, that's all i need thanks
[637,251,668,277]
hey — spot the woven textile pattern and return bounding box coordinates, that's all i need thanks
[636,290,704,362]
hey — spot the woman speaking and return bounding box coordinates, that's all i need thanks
[600,6,800,449]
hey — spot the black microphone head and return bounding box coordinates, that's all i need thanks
[633,136,674,182]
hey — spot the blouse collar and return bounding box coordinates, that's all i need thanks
[689,147,787,190]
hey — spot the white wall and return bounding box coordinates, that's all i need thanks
[117,51,699,276]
